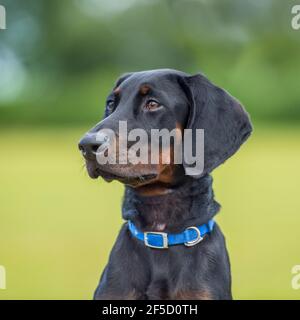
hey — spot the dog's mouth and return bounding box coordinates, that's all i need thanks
[85,161,158,187]
[102,171,157,187]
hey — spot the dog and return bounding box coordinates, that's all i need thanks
[78,69,252,300]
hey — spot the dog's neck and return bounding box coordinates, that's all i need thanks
[122,174,220,233]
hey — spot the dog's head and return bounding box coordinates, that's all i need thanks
[79,69,252,189]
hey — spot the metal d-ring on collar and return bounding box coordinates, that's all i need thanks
[184,226,204,247]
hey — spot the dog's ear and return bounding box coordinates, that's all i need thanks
[104,72,134,118]
[182,73,252,177]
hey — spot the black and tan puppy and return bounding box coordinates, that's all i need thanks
[79,69,252,300]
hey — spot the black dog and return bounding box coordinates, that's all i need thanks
[79,69,252,300]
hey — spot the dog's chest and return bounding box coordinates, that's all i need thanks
[141,248,192,299]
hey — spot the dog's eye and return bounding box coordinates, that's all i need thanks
[106,100,115,112]
[145,100,160,111]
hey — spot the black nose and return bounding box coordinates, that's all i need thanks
[78,132,109,159]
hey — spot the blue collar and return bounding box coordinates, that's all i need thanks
[128,220,215,249]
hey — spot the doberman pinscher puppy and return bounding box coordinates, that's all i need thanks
[78,69,252,300]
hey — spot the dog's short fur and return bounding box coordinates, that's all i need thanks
[79,69,252,300]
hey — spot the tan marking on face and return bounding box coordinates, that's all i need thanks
[135,184,170,196]
[101,121,185,190]
[139,84,150,95]
[175,122,183,144]
[136,126,184,191]
[114,87,121,95]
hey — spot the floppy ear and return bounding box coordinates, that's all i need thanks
[104,72,134,118]
[182,73,252,177]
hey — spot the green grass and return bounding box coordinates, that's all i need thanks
[0,126,300,299]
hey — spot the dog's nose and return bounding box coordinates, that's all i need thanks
[78,132,109,159]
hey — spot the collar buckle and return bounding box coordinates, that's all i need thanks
[144,231,168,249]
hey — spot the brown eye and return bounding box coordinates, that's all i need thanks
[145,100,159,110]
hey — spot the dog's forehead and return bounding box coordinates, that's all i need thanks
[118,69,189,92]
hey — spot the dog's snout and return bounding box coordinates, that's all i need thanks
[78,133,109,159]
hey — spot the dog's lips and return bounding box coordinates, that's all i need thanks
[98,169,158,186]
[86,161,100,179]
[123,174,158,187]
[85,161,158,186]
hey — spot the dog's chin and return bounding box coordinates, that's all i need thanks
[104,172,158,187]
[85,162,158,187]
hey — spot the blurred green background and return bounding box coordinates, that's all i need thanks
[0,0,300,299]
